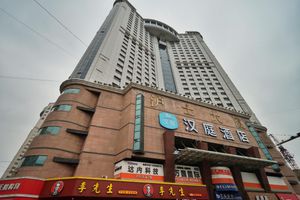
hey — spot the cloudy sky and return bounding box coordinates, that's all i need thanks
[0,0,299,176]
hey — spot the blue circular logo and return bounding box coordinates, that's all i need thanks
[159,112,178,130]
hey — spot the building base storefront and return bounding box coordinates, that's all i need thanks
[1,177,299,200]
[0,177,209,200]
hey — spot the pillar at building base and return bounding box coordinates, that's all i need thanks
[230,165,250,200]
[197,141,215,200]
[163,131,175,182]
[247,146,272,192]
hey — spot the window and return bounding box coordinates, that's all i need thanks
[62,88,80,94]
[21,155,47,167]
[114,76,121,82]
[39,126,60,135]
[52,104,72,112]
[115,69,122,75]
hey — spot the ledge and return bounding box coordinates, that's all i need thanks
[77,106,95,113]
[66,128,88,136]
[53,157,79,165]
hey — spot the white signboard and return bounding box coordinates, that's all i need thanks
[114,160,164,181]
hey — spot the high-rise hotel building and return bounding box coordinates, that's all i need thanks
[70,0,259,124]
[1,1,299,200]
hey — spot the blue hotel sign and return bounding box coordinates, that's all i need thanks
[159,112,178,130]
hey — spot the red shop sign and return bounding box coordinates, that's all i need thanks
[0,177,44,199]
[276,193,299,200]
[40,177,209,199]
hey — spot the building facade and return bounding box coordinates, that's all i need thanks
[70,0,260,124]
[0,0,299,200]
[1,103,53,178]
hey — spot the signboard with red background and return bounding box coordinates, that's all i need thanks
[40,177,209,199]
[0,177,44,199]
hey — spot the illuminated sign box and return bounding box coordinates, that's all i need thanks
[211,166,242,199]
[40,177,209,199]
[0,177,44,199]
[267,176,290,192]
[175,165,202,184]
[114,160,164,181]
[241,172,263,191]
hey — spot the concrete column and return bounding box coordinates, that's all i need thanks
[247,146,271,192]
[230,165,250,200]
[255,168,272,192]
[163,131,175,182]
[197,141,215,200]
[225,146,250,200]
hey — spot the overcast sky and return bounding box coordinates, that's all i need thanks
[0,0,299,176]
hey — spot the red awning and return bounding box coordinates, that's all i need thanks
[276,193,299,200]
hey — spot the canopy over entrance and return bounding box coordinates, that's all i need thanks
[175,148,277,170]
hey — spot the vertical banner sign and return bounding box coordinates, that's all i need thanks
[133,93,144,153]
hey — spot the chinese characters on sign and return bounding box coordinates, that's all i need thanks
[78,181,86,193]
[77,182,114,194]
[183,118,198,133]
[0,183,20,191]
[237,130,249,143]
[182,119,249,143]
[210,111,223,124]
[177,102,249,143]
[203,123,217,137]
[233,117,245,130]
[114,161,164,181]
[71,180,207,199]
[182,103,194,116]
[220,127,234,141]
[150,95,164,107]
[92,182,100,194]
